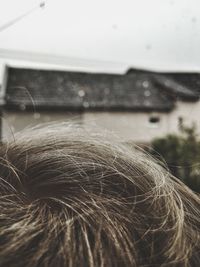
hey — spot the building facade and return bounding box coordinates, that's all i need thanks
[1,66,200,143]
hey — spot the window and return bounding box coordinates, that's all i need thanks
[148,115,160,128]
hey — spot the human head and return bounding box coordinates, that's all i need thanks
[0,123,199,266]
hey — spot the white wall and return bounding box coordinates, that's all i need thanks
[2,100,200,143]
[83,111,169,142]
[2,111,82,141]
[167,101,200,133]
[83,101,200,142]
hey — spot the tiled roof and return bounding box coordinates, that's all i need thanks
[165,73,200,95]
[153,74,198,100]
[4,68,199,112]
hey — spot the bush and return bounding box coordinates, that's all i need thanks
[151,124,200,193]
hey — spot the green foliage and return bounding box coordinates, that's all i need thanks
[151,124,200,193]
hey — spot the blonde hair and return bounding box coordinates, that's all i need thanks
[0,123,199,267]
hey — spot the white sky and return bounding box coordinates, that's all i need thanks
[0,0,200,72]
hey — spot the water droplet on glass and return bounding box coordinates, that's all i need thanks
[34,113,41,119]
[90,101,96,107]
[58,87,64,93]
[19,104,26,111]
[44,116,50,122]
[191,17,197,23]
[104,88,110,95]
[58,76,64,83]
[142,81,149,88]
[78,90,85,97]
[143,100,150,106]
[145,44,152,50]
[40,1,46,8]
[164,80,170,86]
[144,90,151,97]
[83,101,89,108]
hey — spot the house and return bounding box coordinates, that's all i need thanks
[0,65,200,143]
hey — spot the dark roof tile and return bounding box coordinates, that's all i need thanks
[6,68,199,112]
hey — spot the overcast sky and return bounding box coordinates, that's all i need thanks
[0,0,200,72]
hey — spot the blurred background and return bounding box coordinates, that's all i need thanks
[0,0,200,192]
